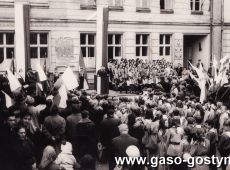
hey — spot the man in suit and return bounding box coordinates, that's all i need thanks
[110,124,138,169]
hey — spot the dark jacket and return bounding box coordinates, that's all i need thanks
[99,117,120,148]
[111,134,138,157]
[74,119,98,158]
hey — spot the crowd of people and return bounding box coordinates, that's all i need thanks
[0,58,230,170]
[107,58,188,93]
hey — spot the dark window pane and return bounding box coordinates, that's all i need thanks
[88,34,94,45]
[0,33,3,44]
[81,47,86,57]
[30,33,37,44]
[160,35,164,44]
[108,34,113,44]
[166,47,170,55]
[115,47,121,56]
[136,47,140,56]
[40,33,48,44]
[143,35,148,44]
[142,47,148,56]
[6,33,14,45]
[190,0,193,10]
[40,47,48,58]
[6,48,14,59]
[165,35,170,44]
[115,35,121,44]
[195,0,200,10]
[160,0,165,9]
[0,48,4,63]
[88,47,94,57]
[136,35,140,44]
[80,34,86,45]
[30,47,38,58]
[108,47,113,59]
[160,47,164,55]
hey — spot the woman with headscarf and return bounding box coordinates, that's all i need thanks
[39,145,62,170]
[12,125,36,170]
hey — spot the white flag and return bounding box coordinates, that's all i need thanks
[2,91,14,108]
[35,63,47,82]
[61,67,79,90]
[7,69,21,92]
[83,78,89,90]
[53,84,67,109]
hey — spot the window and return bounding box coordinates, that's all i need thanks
[190,0,201,11]
[0,33,14,63]
[136,34,149,57]
[30,33,48,59]
[108,34,122,59]
[159,34,171,57]
[136,0,149,8]
[160,0,173,10]
[109,0,123,7]
[80,33,96,58]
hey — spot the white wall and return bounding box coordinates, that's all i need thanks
[224,0,230,23]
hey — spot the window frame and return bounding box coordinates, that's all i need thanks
[159,34,171,57]
[30,32,48,59]
[107,34,123,59]
[80,33,96,58]
[136,34,149,57]
[0,32,15,60]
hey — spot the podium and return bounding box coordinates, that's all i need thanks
[94,75,109,95]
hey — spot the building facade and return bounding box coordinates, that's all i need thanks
[0,0,229,78]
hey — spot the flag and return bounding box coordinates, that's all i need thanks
[61,67,79,90]
[83,78,89,90]
[54,67,79,90]
[53,84,67,109]
[2,91,14,108]
[35,63,47,82]
[7,69,21,92]
[36,82,43,96]
[79,49,88,80]
[220,68,229,86]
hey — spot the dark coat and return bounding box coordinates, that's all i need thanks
[74,119,98,158]
[12,138,36,170]
[111,134,138,157]
[99,117,120,148]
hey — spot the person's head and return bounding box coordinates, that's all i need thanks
[20,111,32,127]
[5,112,16,129]
[107,109,115,117]
[80,154,95,170]
[118,124,129,134]
[72,99,82,113]
[81,110,89,119]
[50,105,59,115]
[46,99,53,108]
[224,119,230,131]
[39,146,57,170]
[15,125,27,141]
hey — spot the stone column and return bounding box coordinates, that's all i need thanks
[173,33,184,67]
[15,1,30,79]
[96,6,108,72]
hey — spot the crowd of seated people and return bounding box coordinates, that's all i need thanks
[108,58,188,93]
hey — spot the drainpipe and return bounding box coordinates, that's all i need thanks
[221,0,224,58]
[210,0,213,63]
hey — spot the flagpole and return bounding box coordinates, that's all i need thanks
[12,51,15,74]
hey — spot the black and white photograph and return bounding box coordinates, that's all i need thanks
[0,0,230,169]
